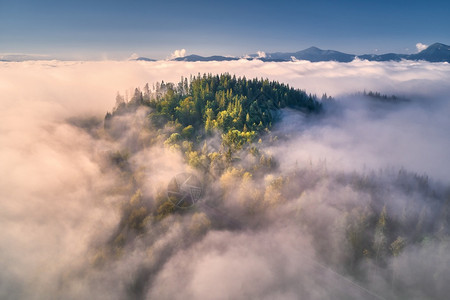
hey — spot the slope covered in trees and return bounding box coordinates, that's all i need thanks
[107,73,321,136]
[104,73,322,172]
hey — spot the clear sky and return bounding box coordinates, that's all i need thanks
[1,0,449,60]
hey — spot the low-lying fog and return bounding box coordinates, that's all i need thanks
[1,59,449,299]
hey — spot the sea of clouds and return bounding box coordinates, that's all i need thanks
[1,59,449,299]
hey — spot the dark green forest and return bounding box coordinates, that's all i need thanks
[106,73,321,145]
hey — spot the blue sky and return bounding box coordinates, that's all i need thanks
[1,0,449,60]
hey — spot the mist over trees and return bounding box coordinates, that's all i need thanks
[94,74,450,299]
[2,59,449,299]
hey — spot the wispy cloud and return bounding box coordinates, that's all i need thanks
[169,48,187,59]
[416,42,428,52]
[128,53,140,60]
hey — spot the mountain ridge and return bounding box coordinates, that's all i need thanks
[132,42,449,63]
[2,43,449,63]
[173,55,239,62]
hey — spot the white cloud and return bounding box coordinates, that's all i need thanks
[257,51,266,58]
[416,43,428,52]
[128,53,140,60]
[170,48,187,59]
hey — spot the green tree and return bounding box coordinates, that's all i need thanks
[175,97,199,126]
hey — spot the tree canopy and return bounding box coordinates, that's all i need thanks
[107,73,321,138]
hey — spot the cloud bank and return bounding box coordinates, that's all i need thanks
[1,59,449,299]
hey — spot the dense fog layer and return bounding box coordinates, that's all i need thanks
[1,60,449,299]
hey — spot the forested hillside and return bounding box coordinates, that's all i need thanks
[104,73,322,177]
[106,73,321,138]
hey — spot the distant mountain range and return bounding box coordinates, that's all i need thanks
[173,55,239,62]
[0,54,52,61]
[133,57,156,62]
[1,43,448,63]
[134,42,450,63]
[257,46,356,62]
